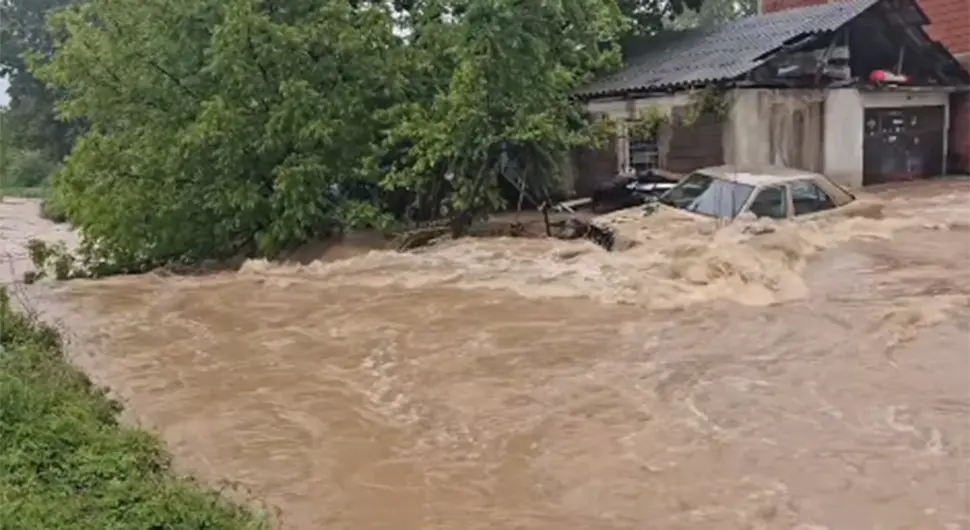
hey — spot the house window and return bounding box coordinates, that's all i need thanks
[629,137,659,175]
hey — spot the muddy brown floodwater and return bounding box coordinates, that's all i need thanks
[2,181,969,530]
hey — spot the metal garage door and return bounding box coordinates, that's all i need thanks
[862,105,945,186]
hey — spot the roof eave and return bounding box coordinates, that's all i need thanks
[575,79,741,101]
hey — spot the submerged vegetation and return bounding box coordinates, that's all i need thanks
[0,289,270,528]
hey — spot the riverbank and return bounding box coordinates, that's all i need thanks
[0,288,269,529]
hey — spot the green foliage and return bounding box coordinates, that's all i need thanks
[615,0,706,55]
[622,87,729,142]
[1,109,61,191]
[0,148,60,189]
[0,288,270,529]
[0,0,84,159]
[617,0,704,34]
[32,0,636,265]
[627,106,671,139]
[39,186,69,223]
[34,0,406,267]
[377,0,632,233]
[666,0,756,30]
[682,86,730,124]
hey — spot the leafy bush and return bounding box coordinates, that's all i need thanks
[0,288,271,529]
[39,186,69,223]
[0,148,59,190]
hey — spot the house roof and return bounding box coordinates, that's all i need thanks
[577,0,886,98]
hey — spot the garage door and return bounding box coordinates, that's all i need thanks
[862,106,945,186]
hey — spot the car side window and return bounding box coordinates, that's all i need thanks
[747,186,789,219]
[790,180,835,216]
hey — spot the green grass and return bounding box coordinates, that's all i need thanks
[0,289,270,530]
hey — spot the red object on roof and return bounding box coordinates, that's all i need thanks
[869,69,910,84]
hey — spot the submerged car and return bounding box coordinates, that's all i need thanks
[553,166,863,250]
[648,165,858,221]
[569,166,865,250]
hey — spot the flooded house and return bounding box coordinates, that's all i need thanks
[569,0,969,195]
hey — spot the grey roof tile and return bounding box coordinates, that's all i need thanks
[579,0,880,97]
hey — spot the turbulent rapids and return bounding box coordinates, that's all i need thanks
[2,179,968,530]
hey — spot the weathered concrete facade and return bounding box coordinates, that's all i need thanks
[723,89,825,174]
[571,0,968,195]
[762,0,969,172]
[584,87,953,189]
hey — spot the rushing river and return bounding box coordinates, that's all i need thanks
[2,180,968,530]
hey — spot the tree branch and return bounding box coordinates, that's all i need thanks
[245,30,273,113]
[143,58,200,100]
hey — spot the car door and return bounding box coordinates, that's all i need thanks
[743,185,791,220]
[788,179,838,221]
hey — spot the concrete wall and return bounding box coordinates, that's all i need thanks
[823,89,865,188]
[723,88,950,189]
[588,89,830,179]
[723,89,826,173]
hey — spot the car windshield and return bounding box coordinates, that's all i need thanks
[658,172,755,219]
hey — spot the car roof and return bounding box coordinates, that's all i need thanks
[696,165,822,186]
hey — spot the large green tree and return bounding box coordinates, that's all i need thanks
[36,0,406,267]
[382,0,628,233]
[667,0,756,30]
[32,0,702,270]
[618,0,704,33]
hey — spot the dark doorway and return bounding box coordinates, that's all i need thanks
[863,105,945,186]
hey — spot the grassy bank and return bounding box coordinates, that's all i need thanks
[0,289,269,529]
